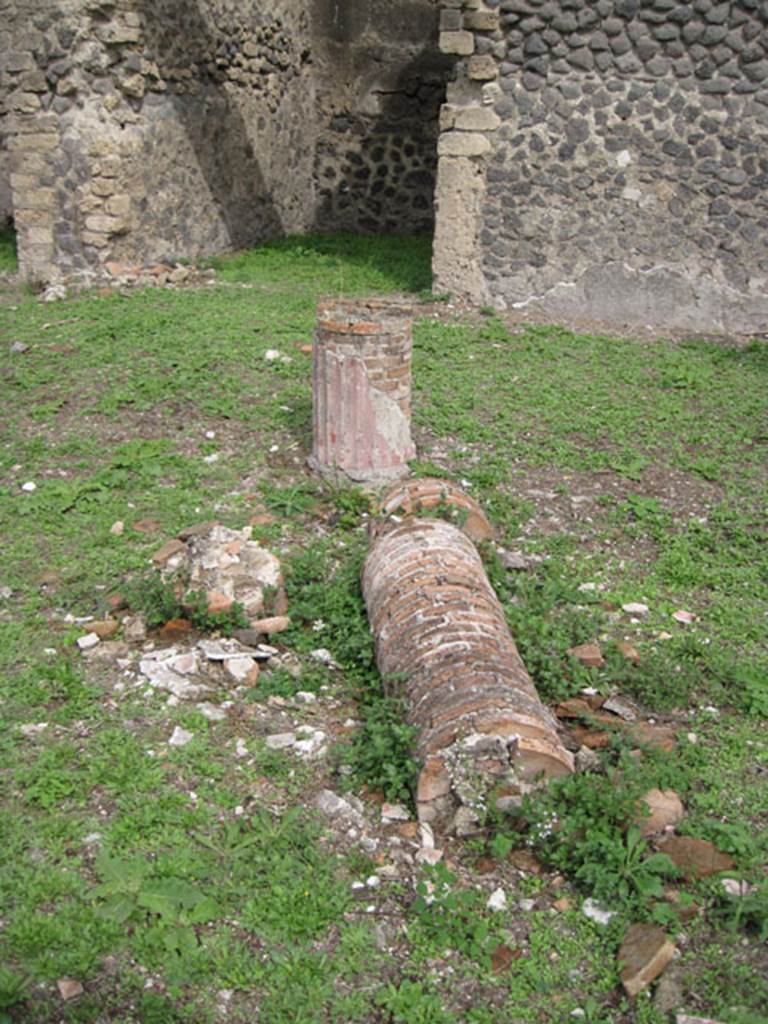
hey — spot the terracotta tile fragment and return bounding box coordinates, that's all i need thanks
[151,539,186,565]
[657,836,734,879]
[567,642,605,668]
[619,923,675,997]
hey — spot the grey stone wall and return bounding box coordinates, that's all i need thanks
[434,0,768,334]
[311,0,451,234]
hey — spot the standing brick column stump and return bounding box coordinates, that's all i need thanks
[363,482,574,833]
[309,298,415,486]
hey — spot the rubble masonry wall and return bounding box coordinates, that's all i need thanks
[0,0,446,281]
[434,0,768,333]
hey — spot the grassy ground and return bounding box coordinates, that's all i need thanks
[0,224,17,275]
[0,235,766,1024]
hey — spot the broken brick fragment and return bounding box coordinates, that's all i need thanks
[151,539,186,565]
[619,923,676,997]
[567,642,605,668]
[657,836,734,879]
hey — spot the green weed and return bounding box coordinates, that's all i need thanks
[521,762,676,916]
[341,696,419,804]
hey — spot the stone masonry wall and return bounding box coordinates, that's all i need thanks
[311,0,452,234]
[1,0,315,281]
[1,0,450,280]
[434,0,768,334]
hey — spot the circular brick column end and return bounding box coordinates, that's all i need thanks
[362,516,574,832]
[309,298,415,486]
[380,477,494,543]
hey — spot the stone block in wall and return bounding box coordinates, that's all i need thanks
[26,226,53,246]
[97,24,141,45]
[438,131,492,157]
[105,195,130,218]
[84,213,125,235]
[440,104,458,130]
[440,31,475,55]
[3,51,35,73]
[90,177,116,197]
[18,71,48,93]
[467,55,499,80]
[12,132,58,152]
[440,9,463,31]
[9,92,41,114]
[14,187,55,210]
[454,105,501,131]
[81,231,110,248]
[464,11,500,32]
[13,207,52,228]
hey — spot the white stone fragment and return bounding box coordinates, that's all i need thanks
[21,481,37,492]
[19,722,48,737]
[294,728,327,758]
[310,648,338,667]
[419,822,435,850]
[721,878,752,898]
[315,789,357,819]
[295,691,316,703]
[77,632,100,651]
[487,887,507,911]
[265,732,295,750]
[168,652,197,674]
[672,609,697,624]
[622,602,649,616]
[168,726,194,747]
[381,802,410,823]
[225,656,256,682]
[415,847,444,866]
[582,898,616,926]
[196,702,227,722]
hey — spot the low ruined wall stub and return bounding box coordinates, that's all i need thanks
[363,513,573,833]
[433,0,768,334]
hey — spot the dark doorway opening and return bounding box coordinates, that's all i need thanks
[313,48,452,236]
[311,1,452,238]
[0,219,18,275]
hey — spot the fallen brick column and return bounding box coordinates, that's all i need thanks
[363,490,573,832]
[308,298,415,486]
